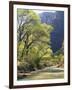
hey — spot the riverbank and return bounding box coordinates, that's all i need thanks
[17,66,64,80]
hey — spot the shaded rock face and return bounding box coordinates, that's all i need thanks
[40,11,64,53]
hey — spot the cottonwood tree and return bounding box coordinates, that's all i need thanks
[17,9,54,71]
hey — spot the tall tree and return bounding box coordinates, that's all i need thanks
[17,9,54,71]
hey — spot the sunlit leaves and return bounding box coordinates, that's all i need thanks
[17,9,64,72]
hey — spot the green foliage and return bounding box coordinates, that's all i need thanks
[17,9,64,73]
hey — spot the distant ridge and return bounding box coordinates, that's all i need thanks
[40,11,64,53]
